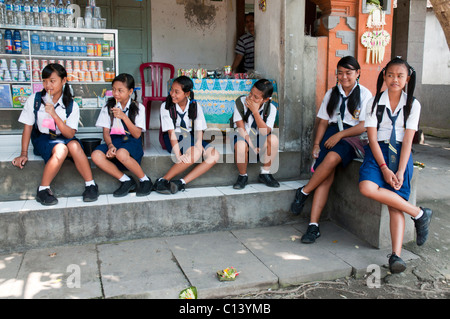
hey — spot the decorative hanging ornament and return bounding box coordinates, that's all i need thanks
[366,3,386,28]
[259,0,266,12]
[361,30,390,64]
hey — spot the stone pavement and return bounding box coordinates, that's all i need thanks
[0,220,419,299]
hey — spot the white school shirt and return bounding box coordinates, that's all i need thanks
[317,83,372,126]
[18,93,80,135]
[160,100,208,133]
[232,95,278,133]
[95,99,146,132]
[365,90,421,142]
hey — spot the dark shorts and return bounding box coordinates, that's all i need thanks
[359,142,413,201]
[314,124,356,170]
[231,130,270,163]
[32,133,81,163]
[163,132,211,154]
[95,135,143,171]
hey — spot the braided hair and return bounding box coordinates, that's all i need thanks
[326,56,361,119]
[370,57,416,125]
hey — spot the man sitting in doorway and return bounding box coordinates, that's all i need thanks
[231,13,255,73]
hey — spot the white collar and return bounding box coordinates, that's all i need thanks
[379,90,407,114]
[338,82,358,98]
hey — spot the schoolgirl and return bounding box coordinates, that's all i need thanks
[290,56,372,243]
[12,63,98,205]
[232,79,279,189]
[91,73,152,197]
[154,76,220,194]
[359,57,432,273]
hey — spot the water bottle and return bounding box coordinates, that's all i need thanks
[4,29,12,53]
[55,34,64,55]
[79,36,86,56]
[0,31,4,54]
[47,32,56,55]
[23,0,32,25]
[0,0,6,25]
[64,35,72,56]
[30,30,39,54]
[39,0,49,27]
[48,0,57,27]
[39,32,47,54]
[72,36,80,56]
[6,0,14,25]
[31,0,40,25]
[21,30,29,54]
[56,0,64,27]
[13,0,24,26]
[12,29,21,54]
[65,0,72,28]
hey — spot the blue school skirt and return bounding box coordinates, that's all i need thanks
[359,142,413,200]
[314,124,356,170]
[32,133,81,163]
[163,132,210,154]
[95,134,143,171]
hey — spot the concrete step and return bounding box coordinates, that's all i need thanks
[0,131,302,201]
[0,180,311,254]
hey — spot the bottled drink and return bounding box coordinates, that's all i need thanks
[79,36,86,56]
[65,0,72,28]
[40,0,49,27]
[39,32,47,54]
[12,29,21,54]
[55,34,64,55]
[21,30,29,54]
[56,0,64,27]
[23,0,32,25]
[64,35,72,56]
[72,36,79,56]
[31,0,40,25]
[0,0,6,25]
[6,0,14,25]
[30,30,39,54]
[4,29,12,53]
[13,0,24,26]
[48,0,57,27]
[0,31,4,54]
[47,32,56,55]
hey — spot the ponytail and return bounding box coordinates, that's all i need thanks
[370,57,416,125]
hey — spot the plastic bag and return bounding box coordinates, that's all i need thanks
[110,117,125,135]
[42,94,56,131]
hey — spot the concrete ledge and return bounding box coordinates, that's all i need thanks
[0,181,307,254]
[326,160,418,249]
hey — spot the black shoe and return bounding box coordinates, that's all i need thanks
[291,187,309,215]
[82,184,99,202]
[233,175,248,189]
[36,188,58,206]
[113,179,136,197]
[170,179,185,194]
[259,173,280,187]
[413,207,433,246]
[137,179,153,197]
[154,178,171,194]
[388,253,407,273]
[301,224,320,244]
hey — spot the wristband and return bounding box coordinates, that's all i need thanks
[379,163,387,169]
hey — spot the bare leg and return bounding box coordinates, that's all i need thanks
[260,134,279,171]
[67,140,93,182]
[41,143,68,186]
[91,149,124,180]
[309,170,335,224]
[115,148,145,179]
[234,140,248,175]
[389,206,405,256]
[163,146,200,181]
[303,151,341,194]
[183,147,220,184]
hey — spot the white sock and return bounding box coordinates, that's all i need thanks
[38,186,50,192]
[309,223,319,227]
[414,209,424,220]
[301,188,309,196]
[179,178,186,184]
[139,175,149,182]
[119,174,131,182]
[239,173,248,177]
[85,180,95,187]
[261,168,270,174]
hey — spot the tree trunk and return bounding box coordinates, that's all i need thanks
[430,0,450,49]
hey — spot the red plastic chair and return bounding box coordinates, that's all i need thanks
[139,62,175,130]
